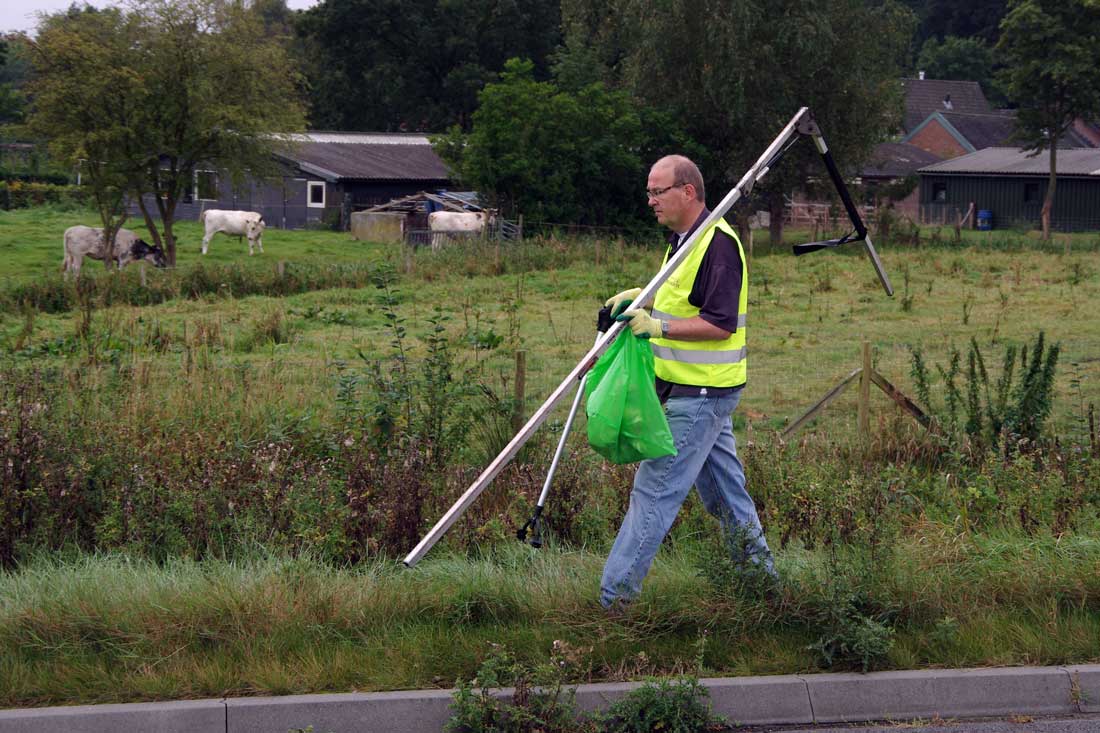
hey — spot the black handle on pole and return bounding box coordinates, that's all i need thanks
[597,305,614,333]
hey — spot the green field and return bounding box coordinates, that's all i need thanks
[3,206,1098,434]
[1,205,1099,707]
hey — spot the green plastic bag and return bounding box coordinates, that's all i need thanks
[585,331,677,464]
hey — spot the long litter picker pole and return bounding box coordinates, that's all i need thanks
[404,107,902,563]
[518,306,615,548]
[403,107,816,567]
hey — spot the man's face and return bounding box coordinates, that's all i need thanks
[647,163,692,231]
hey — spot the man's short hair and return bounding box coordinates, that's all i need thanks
[653,155,705,202]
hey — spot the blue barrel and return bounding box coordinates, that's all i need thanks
[976,209,993,230]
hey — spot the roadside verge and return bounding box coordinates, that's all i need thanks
[2,664,1099,732]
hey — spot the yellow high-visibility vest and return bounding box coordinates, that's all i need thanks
[651,218,747,388]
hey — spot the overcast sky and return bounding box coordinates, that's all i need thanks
[2,0,319,35]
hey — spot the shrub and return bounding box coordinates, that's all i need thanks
[909,332,1061,452]
[0,180,88,209]
[598,678,724,733]
[806,585,896,672]
[447,645,589,733]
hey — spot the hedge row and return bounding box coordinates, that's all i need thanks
[0,180,89,210]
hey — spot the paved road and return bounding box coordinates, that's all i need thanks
[737,713,1100,732]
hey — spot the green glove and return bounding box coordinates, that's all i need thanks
[618,307,664,339]
[605,287,642,318]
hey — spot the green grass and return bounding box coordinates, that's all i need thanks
[0,205,372,282]
[1,205,1100,706]
[4,527,1100,707]
[2,208,1098,435]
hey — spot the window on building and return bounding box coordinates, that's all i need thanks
[932,182,947,202]
[1024,182,1040,203]
[308,181,326,208]
[194,170,218,201]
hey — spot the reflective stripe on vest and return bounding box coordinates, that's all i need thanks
[650,217,747,387]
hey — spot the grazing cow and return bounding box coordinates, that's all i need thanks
[61,225,167,276]
[427,210,494,250]
[199,209,266,255]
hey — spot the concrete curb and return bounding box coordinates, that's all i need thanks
[2,664,1098,732]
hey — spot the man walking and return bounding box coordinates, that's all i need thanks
[600,154,775,609]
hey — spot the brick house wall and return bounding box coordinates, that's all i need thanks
[906,120,970,159]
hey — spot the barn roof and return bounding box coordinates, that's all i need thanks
[276,132,451,182]
[938,112,1016,151]
[919,147,1100,176]
[862,142,942,178]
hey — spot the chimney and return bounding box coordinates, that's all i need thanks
[918,70,925,80]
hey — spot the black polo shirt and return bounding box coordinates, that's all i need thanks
[654,208,745,401]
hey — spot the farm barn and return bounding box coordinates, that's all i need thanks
[918,147,1100,231]
[131,133,452,230]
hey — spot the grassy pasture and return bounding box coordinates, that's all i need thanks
[0,206,368,281]
[2,206,1098,436]
[1,206,1100,706]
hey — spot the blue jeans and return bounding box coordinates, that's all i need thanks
[600,389,774,608]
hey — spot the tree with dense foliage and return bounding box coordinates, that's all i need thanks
[28,0,306,265]
[996,0,1100,238]
[296,0,561,132]
[0,39,22,126]
[916,36,996,94]
[434,58,700,231]
[28,7,142,263]
[903,0,1008,47]
[561,0,915,243]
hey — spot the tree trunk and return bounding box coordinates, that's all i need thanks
[151,170,178,266]
[768,190,785,246]
[736,213,751,251]
[135,192,164,252]
[1042,141,1058,241]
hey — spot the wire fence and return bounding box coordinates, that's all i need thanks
[736,338,1098,444]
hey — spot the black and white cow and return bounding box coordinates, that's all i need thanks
[61,225,167,276]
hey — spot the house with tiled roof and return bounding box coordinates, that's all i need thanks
[901,77,1096,160]
[902,77,993,134]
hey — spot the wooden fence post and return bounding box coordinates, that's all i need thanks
[859,341,871,445]
[512,350,527,433]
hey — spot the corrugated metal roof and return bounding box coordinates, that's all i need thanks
[862,142,942,178]
[276,132,450,182]
[919,147,1100,176]
[289,132,434,145]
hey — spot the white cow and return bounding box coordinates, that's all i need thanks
[427,210,493,250]
[61,225,167,276]
[199,209,266,255]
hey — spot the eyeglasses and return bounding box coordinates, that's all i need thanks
[646,183,686,199]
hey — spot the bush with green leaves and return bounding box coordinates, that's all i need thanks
[447,645,726,733]
[597,678,725,733]
[447,645,589,733]
[910,331,1060,452]
[805,585,897,672]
